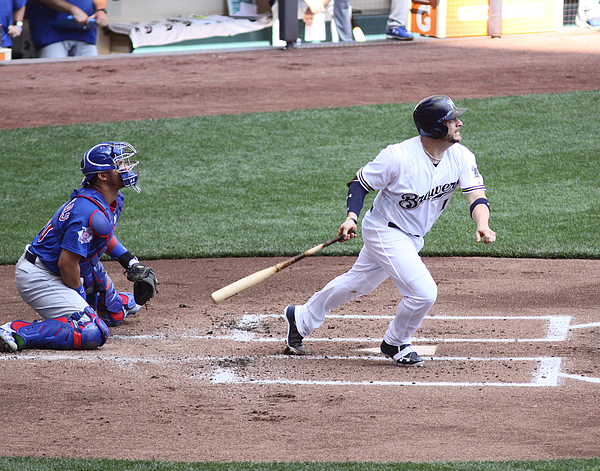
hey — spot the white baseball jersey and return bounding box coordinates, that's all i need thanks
[357,136,485,237]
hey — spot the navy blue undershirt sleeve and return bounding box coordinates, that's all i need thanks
[346,180,369,218]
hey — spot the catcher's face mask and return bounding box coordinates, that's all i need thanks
[81,141,140,193]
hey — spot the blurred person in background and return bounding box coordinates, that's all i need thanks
[26,0,108,57]
[0,0,26,50]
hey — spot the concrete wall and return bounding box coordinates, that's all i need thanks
[106,0,229,22]
[105,0,390,22]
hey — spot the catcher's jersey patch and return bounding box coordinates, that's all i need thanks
[78,226,93,244]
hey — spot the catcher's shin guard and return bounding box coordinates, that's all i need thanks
[97,293,140,327]
[94,292,141,327]
[85,262,131,326]
[9,307,109,350]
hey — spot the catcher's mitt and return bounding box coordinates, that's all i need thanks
[125,263,157,305]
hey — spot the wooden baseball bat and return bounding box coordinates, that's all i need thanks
[211,234,344,304]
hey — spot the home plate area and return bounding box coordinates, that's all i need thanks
[106,312,600,387]
[4,312,599,387]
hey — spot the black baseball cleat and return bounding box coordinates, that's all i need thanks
[284,305,305,355]
[380,340,424,367]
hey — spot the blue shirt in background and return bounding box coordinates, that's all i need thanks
[26,0,96,50]
[0,0,27,47]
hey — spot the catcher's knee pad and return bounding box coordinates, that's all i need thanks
[10,307,109,350]
[73,307,110,349]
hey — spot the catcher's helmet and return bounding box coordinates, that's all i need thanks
[81,142,140,193]
[413,95,467,139]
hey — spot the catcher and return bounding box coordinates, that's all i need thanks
[0,142,157,353]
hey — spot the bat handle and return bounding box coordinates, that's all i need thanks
[325,233,344,246]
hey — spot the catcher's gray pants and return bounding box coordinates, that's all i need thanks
[294,210,437,346]
[15,246,88,320]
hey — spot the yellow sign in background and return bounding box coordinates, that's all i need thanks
[411,0,563,37]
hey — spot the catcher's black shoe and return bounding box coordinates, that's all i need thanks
[380,340,424,367]
[284,305,305,355]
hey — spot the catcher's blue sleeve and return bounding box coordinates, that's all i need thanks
[107,235,128,260]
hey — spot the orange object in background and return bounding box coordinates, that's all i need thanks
[411,0,439,37]
[410,0,563,37]
[0,48,12,60]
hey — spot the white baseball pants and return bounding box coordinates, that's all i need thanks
[295,210,437,346]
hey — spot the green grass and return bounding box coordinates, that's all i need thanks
[0,458,599,471]
[1,90,599,264]
[1,92,600,469]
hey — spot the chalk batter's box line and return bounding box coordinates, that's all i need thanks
[210,355,562,387]
[107,314,572,343]
[0,351,556,388]
[2,351,591,386]
[149,336,569,344]
[108,313,572,343]
[238,314,573,343]
[1,316,593,386]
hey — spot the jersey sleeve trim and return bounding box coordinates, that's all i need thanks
[357,168,375,192]
[461,184,486,194]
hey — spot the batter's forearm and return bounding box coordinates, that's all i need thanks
[472,204,491,229]
[470,199,496,243]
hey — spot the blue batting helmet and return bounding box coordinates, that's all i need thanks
[81,142,140,193]
[413,95,467,139]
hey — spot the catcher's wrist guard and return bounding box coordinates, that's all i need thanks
[125,262,157,306]
[118,251,137,269]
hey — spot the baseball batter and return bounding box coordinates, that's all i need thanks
[285,95,496,366]
[0,142,156,353]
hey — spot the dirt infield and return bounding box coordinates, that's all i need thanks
[1,30,600,463]
[2,29,600,130]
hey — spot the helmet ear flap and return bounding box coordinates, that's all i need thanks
[417,122,448,139]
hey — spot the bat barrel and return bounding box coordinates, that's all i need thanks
[210,234,343,304]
